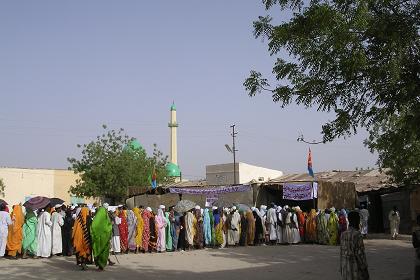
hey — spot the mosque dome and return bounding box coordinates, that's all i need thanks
[124,139,143,152]
[166,162,181,177]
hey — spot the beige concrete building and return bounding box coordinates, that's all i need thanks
[0,167,95,206]
[206,162,283,185]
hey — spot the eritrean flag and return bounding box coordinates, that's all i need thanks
[307,148,314,177]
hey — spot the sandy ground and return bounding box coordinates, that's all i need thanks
[0,235,415,280]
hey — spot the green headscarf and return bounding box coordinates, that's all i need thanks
[91,207,112,269]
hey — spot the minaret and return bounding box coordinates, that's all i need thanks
[168,102,178,165]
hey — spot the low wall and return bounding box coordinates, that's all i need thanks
[127,190,253,210]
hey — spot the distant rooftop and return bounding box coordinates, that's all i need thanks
[266,169,396,193]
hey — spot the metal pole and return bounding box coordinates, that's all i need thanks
[231,124,238,185]
[312,182,315,209]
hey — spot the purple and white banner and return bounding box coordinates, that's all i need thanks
[205,195,219,207]
[283,182,317,201]
[169,184,251,195]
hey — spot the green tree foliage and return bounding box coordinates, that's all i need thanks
[68,125,171,204]
[244,0,420,184]
[0,178,5,197]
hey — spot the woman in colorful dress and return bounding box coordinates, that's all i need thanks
[141,207,152,253]
[72,207,92,270]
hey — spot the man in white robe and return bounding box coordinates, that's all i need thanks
[230,207,241,245]
[359,206,369,237]
[276,206,283,244]
[266,203,278,244]
[0,204,12,257]
[388,206,400,240]
[291,208,301,244]
[51,205,64,255]
[259,205,267,243]
[37,208,53,258]
[283,206,293,244]
[111,210,121,254]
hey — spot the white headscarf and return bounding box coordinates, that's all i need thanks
[146,207,152,212]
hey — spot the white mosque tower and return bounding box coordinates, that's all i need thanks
[166,102,181,180]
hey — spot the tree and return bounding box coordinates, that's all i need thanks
[68,125,172,204]
[0,178,5,198]
[244,0,420,184]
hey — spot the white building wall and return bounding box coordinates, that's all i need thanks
[0,168,55,206]
[0,167,97,206]
[206,162,283,185]
[238,162,283,184]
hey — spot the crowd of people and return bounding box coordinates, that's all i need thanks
[0,200,401,277]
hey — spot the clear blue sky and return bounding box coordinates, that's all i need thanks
[0,1,377,179]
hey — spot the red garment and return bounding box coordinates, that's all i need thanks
[118,211,129,252]
[141,210,151,251]
[338,215,348,236]
[297,211,305,238]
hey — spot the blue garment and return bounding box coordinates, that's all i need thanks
[203,209,211,245]
[213,211,220,226]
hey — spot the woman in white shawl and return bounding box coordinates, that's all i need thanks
[185,209,194,249]
[127,209,137,252]
[155,208,167,252]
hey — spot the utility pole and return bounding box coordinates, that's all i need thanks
[231,124,238,185]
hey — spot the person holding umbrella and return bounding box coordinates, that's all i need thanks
[0,203,12,258]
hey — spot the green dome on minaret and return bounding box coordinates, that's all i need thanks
[166,162,181,177]
[170,102,176,111]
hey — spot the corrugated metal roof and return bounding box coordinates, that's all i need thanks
[266,169,398,193]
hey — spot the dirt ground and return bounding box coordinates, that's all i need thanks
[0,235,415,280]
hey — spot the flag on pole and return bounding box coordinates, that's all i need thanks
[307,148,314,177]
